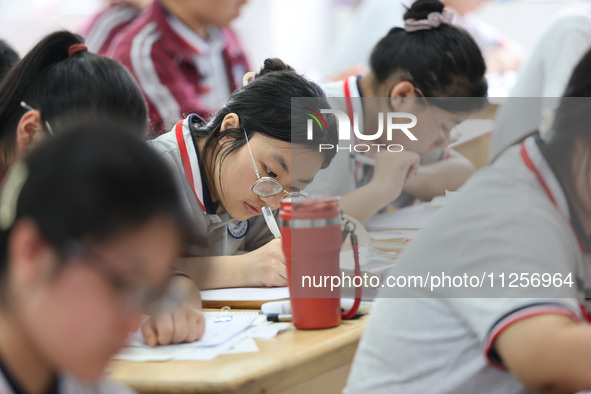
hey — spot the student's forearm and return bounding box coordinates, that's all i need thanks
[496,314,591,393]
[403,156,475,201]
[174,255,252,290]
[340,182,398,222]
[169,275,202,309]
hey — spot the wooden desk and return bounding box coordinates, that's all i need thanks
[108,315,367,394]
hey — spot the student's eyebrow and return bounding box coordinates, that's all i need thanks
[271,152,289,173]
[269,152,314,184]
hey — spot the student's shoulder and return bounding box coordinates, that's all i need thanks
[320,79,346,98]
[541,6,591,42]
[147,130,181,157]
[106,9,164,57]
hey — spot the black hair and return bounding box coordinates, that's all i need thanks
[0,122,189,295]
[188,58,338,197]
[0,40,19,82]
[542,47,591,215]
[369,0,488,112]
[0,31,148,165]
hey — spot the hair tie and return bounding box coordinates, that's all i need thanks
[242,71,256,87]
[404,10,453,33]
[68,43,87,56]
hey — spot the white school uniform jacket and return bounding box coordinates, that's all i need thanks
[306,75,447,208]
[344,134,591,394]
[147,116,273,256]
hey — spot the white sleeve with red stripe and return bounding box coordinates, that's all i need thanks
[483,301,581,370]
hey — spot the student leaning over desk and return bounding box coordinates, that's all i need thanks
[344,48,591,394]
[306,0,488,223]
[0,123,190,394]
[144,58,338,344]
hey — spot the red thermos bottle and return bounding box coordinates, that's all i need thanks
[280,197,360,329]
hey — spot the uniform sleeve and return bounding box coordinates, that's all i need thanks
[444,212,581,368]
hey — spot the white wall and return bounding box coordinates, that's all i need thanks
[0,0,588,75]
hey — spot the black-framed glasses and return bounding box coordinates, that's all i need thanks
[61,238,180,314]
[20,101,55,136]
[243,131,307,199]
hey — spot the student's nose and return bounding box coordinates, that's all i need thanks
[260,194,283,210]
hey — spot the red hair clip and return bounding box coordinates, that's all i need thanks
[68,43,87,56]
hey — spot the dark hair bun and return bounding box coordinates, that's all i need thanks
[404,0,445,20]
[256,58,294,78]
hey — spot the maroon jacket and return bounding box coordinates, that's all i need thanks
[107,1,250,135]
[82,4,141,55]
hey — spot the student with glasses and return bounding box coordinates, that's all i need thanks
[0,123,191,394]
[307,0,488,222]
[147,58,338,294]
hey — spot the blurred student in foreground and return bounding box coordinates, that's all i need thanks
[0,124,190,393]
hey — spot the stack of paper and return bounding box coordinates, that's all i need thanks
[114,311,289,361]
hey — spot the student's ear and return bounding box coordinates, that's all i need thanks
[219,113,240,145]
[16,111,46,157]
[389,81,418,109]
[8,218,56,286]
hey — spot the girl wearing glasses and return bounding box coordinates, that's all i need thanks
[0,30,148,183]
[147,58,337,292]
[307,0,488,222]
[0,124,189,393]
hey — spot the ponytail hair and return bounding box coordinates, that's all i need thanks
[0,31,147,159]
[369,0,488,112]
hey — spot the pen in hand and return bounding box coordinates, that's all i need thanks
[262,205,281,238]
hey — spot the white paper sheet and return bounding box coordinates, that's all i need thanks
[114,312,261,361]
[364,203,440,230]
[201,287,289,302]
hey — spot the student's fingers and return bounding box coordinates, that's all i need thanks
[405,162,419,185]
[141,318,158,347]
[154,312,175,346]
[268,261,288,287]
[266,238,285,264]
[188,309,206,342]
[171,306,189,344]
